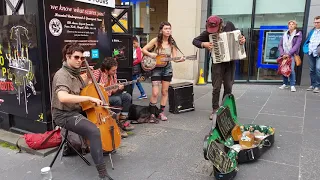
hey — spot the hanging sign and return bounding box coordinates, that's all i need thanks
[75,0,115,8]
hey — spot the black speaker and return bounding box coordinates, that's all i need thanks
[168,82,195,114]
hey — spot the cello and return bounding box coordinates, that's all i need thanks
[79,59,121,154]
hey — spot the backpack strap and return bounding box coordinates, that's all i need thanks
[41,129,60,146]
[16,136,24,153]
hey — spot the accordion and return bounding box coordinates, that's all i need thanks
[209,30,247,64]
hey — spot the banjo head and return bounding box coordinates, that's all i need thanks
[141,56,156,71]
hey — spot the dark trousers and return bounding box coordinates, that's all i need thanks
[211,61,236,110]
[109,92,132,113]
[52,110,105,166]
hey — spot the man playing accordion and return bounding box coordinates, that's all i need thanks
[192,15,246,120]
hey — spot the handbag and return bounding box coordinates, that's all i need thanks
[294,54,301,66]
[277,56,292,77]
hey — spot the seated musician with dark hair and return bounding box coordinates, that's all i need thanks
[51,43,113,180]
[92,57,134,138]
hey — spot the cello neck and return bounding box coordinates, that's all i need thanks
[83,60,107,104]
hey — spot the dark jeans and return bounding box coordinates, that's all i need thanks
[52,109,104,166]
[211,61,236,110]
[308,54,320,88]
[109,92,132,113]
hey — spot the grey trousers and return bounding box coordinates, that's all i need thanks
[211,61,236,110]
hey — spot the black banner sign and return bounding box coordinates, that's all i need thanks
[43,0,112,76]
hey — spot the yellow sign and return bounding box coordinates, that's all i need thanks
[112,19,128,33]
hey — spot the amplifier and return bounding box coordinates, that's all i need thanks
[168,82,195,114]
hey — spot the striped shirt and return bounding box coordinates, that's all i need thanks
[92,69,117,96]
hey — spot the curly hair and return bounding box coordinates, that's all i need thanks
[101,57,118,72]
[62,43,84,61]
[156,21,176,53]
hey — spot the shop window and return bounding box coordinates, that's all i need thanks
[250,0,306,81]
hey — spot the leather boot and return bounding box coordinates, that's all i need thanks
[96,163,114,180]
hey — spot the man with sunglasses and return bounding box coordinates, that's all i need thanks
[303,16,320,93]
[192,15,246,120]
[51,43,114,180]
[92,57,134,138]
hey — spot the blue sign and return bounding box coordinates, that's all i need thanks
[257,26,288,69]
[121,0,148,4]
[91,49,99,59]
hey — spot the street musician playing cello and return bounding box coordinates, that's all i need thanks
[51,43,114,180]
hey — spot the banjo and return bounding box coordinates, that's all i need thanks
[141,54,197,71]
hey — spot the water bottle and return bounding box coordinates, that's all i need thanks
[40,167,53,180]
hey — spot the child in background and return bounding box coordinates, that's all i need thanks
[132,36,147,99]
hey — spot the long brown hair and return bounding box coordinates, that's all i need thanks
[156,21,176,53]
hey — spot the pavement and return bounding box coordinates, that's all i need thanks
[0,82,319,180]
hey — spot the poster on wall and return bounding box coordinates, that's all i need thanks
[0,15,43,119]
[112,36,131,68]
[257,26,287,69]
[43,0,112,77]
[263,32,283,63]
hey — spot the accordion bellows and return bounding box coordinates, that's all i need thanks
[209,30,247,64]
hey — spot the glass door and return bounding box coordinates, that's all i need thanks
[209,0,253,82]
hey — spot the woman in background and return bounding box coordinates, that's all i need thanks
[278,20,302,92]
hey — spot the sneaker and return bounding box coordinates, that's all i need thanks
[122,121,135,131]
[279,84,288,89]
[291,86,296,92]
[307,86,314,91]
[138,94,148,99]
[120,128,128,138]
[313,87,319,93]
[158,112,168,121]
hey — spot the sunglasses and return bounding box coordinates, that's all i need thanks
[72,55,85,61]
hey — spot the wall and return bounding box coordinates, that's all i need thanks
[168,0,202,82]
[301,0,318,86]
[199,0,209,82]
[149,0,168,39]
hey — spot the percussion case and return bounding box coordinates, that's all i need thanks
[203,94,275,180]
[168,82,195,114]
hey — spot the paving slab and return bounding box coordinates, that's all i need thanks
[259,131,302,167]
[0,83,317,180]
[254,114,303,134]
[300,148,320,180]
[302,128,320,150]
[236,159,299,180]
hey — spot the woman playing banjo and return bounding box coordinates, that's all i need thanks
[142,21,185,122]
